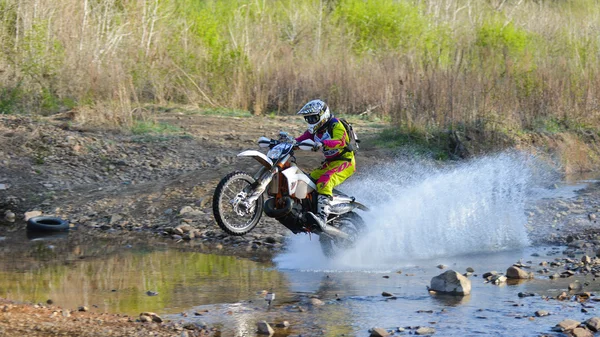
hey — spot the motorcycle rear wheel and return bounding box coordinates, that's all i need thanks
[319,211,366,258]
[213,171,264,236]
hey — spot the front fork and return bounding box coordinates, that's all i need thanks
[234,167,275,214]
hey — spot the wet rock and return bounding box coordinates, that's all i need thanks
[310,298,324,306]
[589,214,597,221]
[370,327,390,337]
[416,327,436,335]
[582,255,592,264]
[436,264,447,269]
[569,281,583,291]
[140,312,163,323]
[553,319,580,332]
[139,314,153,323]
[535,310,550,317]
[466,267,475,273]
[429,270,471,295]
[256,321,274,335]
[506,266,534,279]
[585,317,600,332]
[572,327,593,337]
[489,274,507,284]
[482,271,498,279]
[275,321,290,328]
[382,292,393,297]
[78,306,88,312]
[146,291,159,296]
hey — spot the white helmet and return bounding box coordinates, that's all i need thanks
[297,99,331,134]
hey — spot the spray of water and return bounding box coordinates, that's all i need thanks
[275,152,533,271]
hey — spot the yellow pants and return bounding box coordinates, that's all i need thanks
[309,158,356,196]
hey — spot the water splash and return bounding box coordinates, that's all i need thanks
[275,152,533,271]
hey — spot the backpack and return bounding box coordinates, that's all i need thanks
[328,118,360,153]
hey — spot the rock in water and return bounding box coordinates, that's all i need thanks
[257,321,274,335]
[429,270,471,296]
[506,266,534,279]
[370,327,390,337]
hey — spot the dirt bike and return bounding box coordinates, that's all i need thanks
[212,131,369,257]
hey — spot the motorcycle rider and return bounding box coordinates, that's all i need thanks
[295,99,356,231]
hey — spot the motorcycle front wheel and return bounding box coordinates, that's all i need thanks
[213,171,264,236]
[319,211,365,258]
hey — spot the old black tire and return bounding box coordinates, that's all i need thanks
[319,212,365,258]
[213,171,263,236]
[27,216,69,232]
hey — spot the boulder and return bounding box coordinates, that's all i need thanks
[506,266,534,279]
[429,270,471,296]
[572,327,593,337]
[370,327,390,337]
[554,319,581,332]
[585,317,600,332]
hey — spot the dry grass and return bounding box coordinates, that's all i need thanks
[0,0,598,139]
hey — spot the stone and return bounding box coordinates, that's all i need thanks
[589,214,597,221]
[429,270,471,295]
[24,211,42,221]
[310,298,324,306]
[416,327,436,335]
[554,319,581,332]
[275,321,290,328]
[585,317,600,332]
[506,266,534,279]
[256,321,274,335]
[370,327,390,337]
[109,214,122,225]
[139,314,152,323]
[571,327,593,337]
[78,306,88,312]
[490,275,507,284]
[466,267,475,273]
[582,255,592,264]
[382,292,393,297]
[535,310,550,317]
[569,282,583,291]
[4,211,15,222]
[179,206,195,216]
[140,312,162,323]
[482,271,498,279]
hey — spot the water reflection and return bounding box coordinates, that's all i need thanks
[0,236,289,316]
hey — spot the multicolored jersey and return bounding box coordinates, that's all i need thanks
[296,118,354,162]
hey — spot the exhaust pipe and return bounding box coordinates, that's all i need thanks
[320,224,350,240]
[307,213,349,240]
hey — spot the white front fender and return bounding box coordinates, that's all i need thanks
[238,150,273,169]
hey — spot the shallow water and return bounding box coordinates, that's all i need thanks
[1,157,598,336]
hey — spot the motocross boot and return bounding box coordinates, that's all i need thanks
[308,194,331,232]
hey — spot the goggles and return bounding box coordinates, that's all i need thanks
[304,115,320,124]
